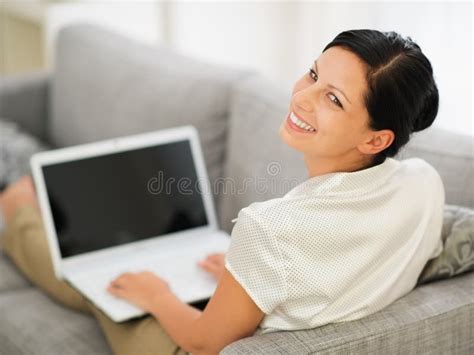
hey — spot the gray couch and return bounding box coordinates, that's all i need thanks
[0,24,473,354]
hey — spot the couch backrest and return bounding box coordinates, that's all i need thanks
[49,25,473,233]
[49,24,254,208]
[395,124,473,209]
[218,74,474,233]
[217,77,306,233]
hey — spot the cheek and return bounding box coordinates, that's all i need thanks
[313,114,355,149]
[322,122,364,151]
[313,105,339,135]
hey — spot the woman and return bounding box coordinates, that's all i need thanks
[0,29,444,354]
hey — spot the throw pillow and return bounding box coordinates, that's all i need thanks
[0,118,50,191]
[417,204,474,285]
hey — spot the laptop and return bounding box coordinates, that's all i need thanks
[30,125,231,322]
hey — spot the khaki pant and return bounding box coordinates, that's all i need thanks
[0,205,190,355]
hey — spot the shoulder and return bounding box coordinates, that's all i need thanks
[398,158,443,184]
[399,157,437,173]
[397,157,445,201]
[236,197,290,227]
[230,198,293,259]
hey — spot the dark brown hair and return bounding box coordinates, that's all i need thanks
[323,29,439,166]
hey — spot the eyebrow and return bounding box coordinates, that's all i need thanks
[314,60,352,105]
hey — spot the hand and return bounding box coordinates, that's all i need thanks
[197,252,226,281]
[107,271,172,312]
[0,175,39,224]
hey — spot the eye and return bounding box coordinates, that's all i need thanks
[308,68,343,109]
[329,93,343,108]
[308,68,318,81]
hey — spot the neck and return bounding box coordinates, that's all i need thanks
[304,153,373,178]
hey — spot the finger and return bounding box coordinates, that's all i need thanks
[110,277,122,285]
[207,257,224,266]
[109,280,122,289]
[206,260,220,268]
[111,272,132,285]
[109,279,128,290]
[107,285,126,297]
[208,253,224,260]
[207,255,220,262]
[200,260,219,274]
[116,272,133,280]
[108,284,119,293]
[198,260,212,270]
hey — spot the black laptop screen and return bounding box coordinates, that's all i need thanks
[41,140,208,258]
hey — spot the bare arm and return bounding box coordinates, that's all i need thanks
[189,267,265,354]
[109,257,265,354]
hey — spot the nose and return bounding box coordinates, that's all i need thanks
[293,87,318,114]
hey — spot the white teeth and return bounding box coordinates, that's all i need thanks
[290,112,316,132]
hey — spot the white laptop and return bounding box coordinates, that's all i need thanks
[30,125,231,322]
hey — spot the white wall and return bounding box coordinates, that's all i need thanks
[164,1,473,137]
[44,1,163,68]
[40,0,473,136]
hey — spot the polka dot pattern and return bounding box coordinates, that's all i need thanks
[224,157,445,335]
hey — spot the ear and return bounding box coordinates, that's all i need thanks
[358,129,395,155]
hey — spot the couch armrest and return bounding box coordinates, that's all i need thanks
[0,71,50,142]
[220,272,474,354]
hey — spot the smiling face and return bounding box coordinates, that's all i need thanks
[279,46,394,175]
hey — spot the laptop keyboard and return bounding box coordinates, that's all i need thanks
[67,250,220,321]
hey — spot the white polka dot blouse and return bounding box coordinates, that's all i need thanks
[224,157,445,335]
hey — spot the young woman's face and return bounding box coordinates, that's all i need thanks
[279,46,374,161]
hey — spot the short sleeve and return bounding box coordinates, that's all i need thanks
[224,206,287,314]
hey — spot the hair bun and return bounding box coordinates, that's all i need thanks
[413,83,439,133]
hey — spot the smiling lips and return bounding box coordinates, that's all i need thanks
[287,112,317,133]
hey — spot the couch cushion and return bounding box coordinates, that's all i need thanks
[221,271,474,354]
[218,76,307,233]
[0,252,31,292]
[0,288,111,354]
[50,24,254,209]
[220,75,474,232]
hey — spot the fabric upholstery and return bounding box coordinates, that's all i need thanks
[417,204,474,285]
[49,24,255,209]
[221,271,474,354]
[0,72,50,142]
[0,288,111,354]
[0,119,50,190]
[218,75,307,233]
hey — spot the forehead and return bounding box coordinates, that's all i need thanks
[317,46,368,107]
